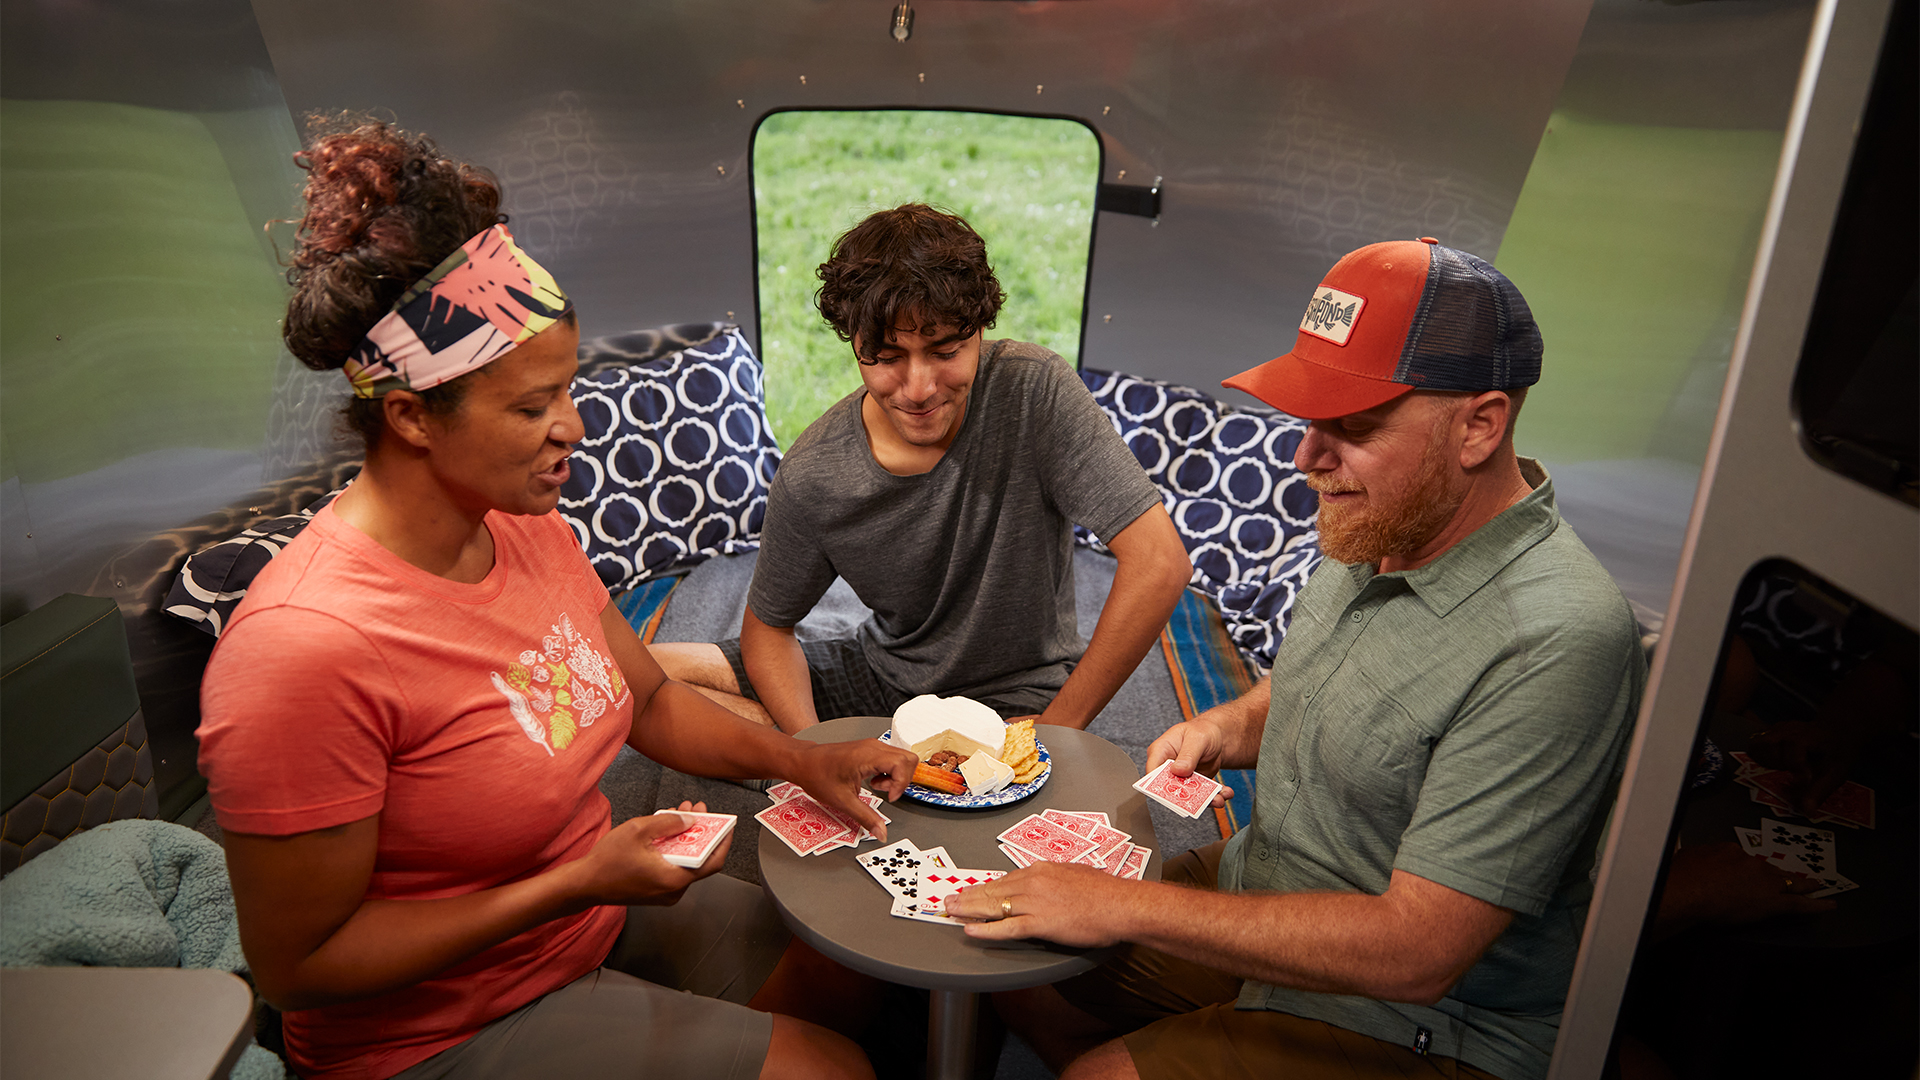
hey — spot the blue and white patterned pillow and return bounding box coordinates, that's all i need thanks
[562,325,782,592]
[1078,368,1323,667]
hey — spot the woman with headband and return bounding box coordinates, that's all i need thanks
[196,118,914,1080]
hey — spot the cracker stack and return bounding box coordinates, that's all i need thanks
[999,719,1043,784]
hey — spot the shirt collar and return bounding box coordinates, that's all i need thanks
[1343,457,1561,617]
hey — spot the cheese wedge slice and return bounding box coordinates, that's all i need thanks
[959,750,1015,796]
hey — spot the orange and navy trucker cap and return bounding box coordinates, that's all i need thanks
[1223,237,1542,420]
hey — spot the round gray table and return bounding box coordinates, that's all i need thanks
[760,717,1160,1080]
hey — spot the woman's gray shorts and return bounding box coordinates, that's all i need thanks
[389,873,791,1080]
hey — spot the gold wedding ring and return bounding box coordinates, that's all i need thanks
[1000,898,1013,920]
[1784,877,1796,889]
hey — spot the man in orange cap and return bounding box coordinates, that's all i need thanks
[947,239,1648,1080]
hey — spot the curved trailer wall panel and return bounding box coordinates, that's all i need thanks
[1553,1,1916,1074]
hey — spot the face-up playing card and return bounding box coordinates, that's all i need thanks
[756,794,855,856]
[1758,818,1835,877]
[649,810,737,869]
[916,868,1008,917]
[1132,760,1223,819]
[1734,826,1765,854]
[916,845,953,869]
[857,840,927,899]
[998,814,1100,863]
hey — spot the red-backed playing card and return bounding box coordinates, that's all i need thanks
[999,814,1100,863]
[649,810,737,869]
[756,795,853,856]
[1133,761,1222,819]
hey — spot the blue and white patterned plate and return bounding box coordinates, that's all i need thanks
[879,731,1051,808]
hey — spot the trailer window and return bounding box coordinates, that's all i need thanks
[750,110,1099,444]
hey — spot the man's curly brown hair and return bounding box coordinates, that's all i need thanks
[814,204,1006,360]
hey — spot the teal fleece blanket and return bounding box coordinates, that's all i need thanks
[0,819,284,1079]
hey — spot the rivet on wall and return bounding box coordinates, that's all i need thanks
[727,311,735,320]
[799,75,807,85]
[1103,314,1112,323]
[918,73,925,83]
[716,164,727,176]
[1035,84,1043,95]
[1117,170,1126,181]
[1102,106,1110,115]
[737,99,744,108]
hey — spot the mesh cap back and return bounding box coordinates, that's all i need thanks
[1394,245,1542,392]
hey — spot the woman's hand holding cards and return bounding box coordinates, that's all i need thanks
[575,800,729,908]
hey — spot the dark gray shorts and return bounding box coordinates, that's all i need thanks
[389,874,790,1080]
[716,635,1055,720]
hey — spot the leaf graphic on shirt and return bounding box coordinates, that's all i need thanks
[490,671,553,757]
[550,708,577,751]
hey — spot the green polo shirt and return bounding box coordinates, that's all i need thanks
[1218,460,1644,1080]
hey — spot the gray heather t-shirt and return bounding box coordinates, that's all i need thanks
[1220,462,1645,1080]
[747,339,1162,706]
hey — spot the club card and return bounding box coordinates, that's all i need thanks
[1133,761,1223,819]
[857,841,927,898]
[999,814,1100,864]
[756,794,852,856]
[890,895,960,925]
[649,810,736,869]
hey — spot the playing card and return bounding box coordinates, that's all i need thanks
[917,868,1008,917]
[1113,845,1151,880]
[756,794,855,856]
[917,845,953,869]
[1041,809,1098,837]
[857,841,926,898]
[1758,818,1835,879]
[999,842,1035,868]
[1733,826,1765,854]
[999,814,1100,863]
[891,895,960,925]
[765,781,804,803]
[1132,760,1223,819]
[649,810,736,869]
[1101,842,1134,875]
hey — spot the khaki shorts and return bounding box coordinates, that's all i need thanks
[1053,842,1502,1080]
[390,874,790,1080]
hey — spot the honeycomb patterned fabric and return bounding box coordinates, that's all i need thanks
[1076,368,1324,667]
[1,712,158,877]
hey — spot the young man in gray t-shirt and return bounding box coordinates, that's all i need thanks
[653,204,1190,733]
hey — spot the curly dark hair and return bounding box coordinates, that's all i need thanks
[281,114,509,447]
[814,204,1006,361]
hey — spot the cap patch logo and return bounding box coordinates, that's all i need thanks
[1299,286,1364,346]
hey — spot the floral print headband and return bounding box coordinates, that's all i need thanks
[343,224,570,398]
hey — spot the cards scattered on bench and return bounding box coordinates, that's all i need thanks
[649,810,737,868]
[1734,817,1858,898]
[755,784,891,856]
[1730,751,1875,829]
[996,810,1150,879]
[1132,761,1223,819]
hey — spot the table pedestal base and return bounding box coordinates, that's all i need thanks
[927,988,977,1080]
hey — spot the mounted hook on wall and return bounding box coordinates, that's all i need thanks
[891,1,913,41]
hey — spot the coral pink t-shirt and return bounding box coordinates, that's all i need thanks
[198,505,632,1080]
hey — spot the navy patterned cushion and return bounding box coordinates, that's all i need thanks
[1078,368,1323,667]
[163,489,342,637]
[562,325,782,592]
